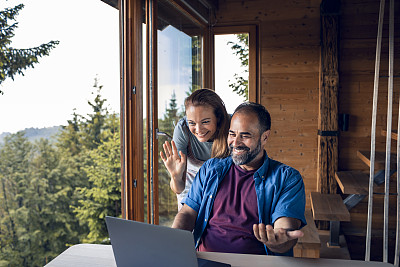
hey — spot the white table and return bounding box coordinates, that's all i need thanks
[45,244,393,267]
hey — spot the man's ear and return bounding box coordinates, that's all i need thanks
[262,130,271,142]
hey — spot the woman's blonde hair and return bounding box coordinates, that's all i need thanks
[184,89,230,158]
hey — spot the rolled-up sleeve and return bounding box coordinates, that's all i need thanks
[271,169,307,228]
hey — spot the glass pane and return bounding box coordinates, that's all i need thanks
[157,0,203,226]
[215,34,248,114]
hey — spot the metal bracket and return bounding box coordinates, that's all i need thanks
[328,221,341,247]
[344,194,366,210]
[373,169,396,185]
[317,130,339,136]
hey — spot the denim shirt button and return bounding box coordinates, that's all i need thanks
[209,195,212,199]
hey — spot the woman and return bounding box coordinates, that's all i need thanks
[160,89,230,210]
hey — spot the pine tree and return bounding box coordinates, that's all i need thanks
[0,133,78,266]
[74,114,121,243]
[80,78,109,150]
[0,80,122,265]
[0,132,34,266]
[0,4,59,94]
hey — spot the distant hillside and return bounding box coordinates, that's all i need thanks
[0,126,62,145]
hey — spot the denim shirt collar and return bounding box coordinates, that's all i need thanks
[253,151,269,181]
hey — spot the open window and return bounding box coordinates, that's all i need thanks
[120,1,258,223]
[120,0,210,223]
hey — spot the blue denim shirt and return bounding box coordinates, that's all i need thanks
[183,153,306,256]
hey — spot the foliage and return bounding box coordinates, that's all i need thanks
[0,80,121,266]
[191,36,202,93]
[74,115,121,243]
[227,33,249,100]
[0,76,188,264]
[0,4,59,94]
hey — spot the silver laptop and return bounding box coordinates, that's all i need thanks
[105,216,230,267]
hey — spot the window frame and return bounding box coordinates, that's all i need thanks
[120,0,211,222]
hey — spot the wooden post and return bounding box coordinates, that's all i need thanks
[317,0,340,209]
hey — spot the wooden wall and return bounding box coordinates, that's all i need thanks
[215,0,322,207]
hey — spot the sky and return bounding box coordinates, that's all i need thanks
[0,0,245,134]
[0,0,120,134]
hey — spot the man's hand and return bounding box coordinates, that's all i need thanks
[160,140,187,194]
[253,217,303,253]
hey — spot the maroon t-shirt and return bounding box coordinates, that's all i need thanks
[197,164,266,254]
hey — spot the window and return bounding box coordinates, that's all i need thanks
[120,0,208,223]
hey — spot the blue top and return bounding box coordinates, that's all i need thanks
[183,153,307,256]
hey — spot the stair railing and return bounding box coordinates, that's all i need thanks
[365,0,397,264]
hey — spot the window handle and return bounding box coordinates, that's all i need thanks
[156,129,172,140]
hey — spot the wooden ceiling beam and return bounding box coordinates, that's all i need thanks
[100,0,119,9]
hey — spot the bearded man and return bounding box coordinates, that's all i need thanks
[172,102,306,256]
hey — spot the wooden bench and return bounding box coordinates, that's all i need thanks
[293,209,321,258]
[310,192,350,248]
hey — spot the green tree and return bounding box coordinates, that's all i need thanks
[227,33,249,100]
[0,134,67,266]
[55,79,115,243]
[0,4,59,94]
[74,114,121,243]
[0,132,32,266]
[0,79,122,265]
[191,36,202,92]
[80,78,110,150]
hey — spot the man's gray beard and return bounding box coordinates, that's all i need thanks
[231,140,262,166]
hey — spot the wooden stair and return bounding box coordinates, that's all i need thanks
[381,129,398,140]
[336,150,397,210]
[293,209,321,258]
[335,171,369,195]
[357,150,397,170]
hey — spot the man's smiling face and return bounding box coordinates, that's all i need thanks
[228,112,269,169]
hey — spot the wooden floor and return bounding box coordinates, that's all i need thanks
[301,230,398,264]
[318,230,351,260]
[345,234,397,264]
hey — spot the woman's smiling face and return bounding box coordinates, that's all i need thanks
[186,105,217,142]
